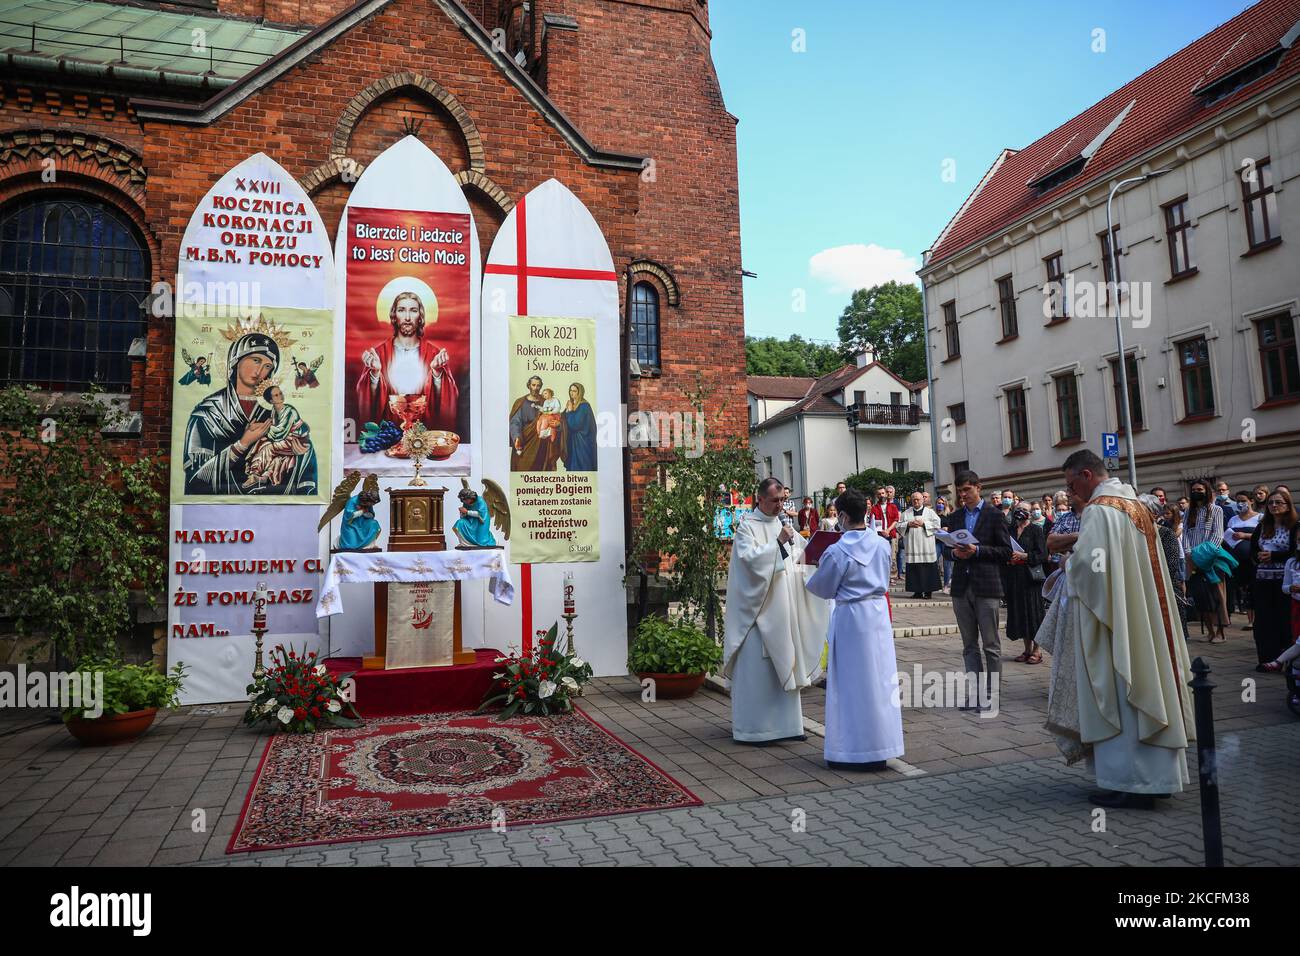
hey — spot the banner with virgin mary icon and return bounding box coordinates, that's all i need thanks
[170,306,333,504]
[507,314,600,563]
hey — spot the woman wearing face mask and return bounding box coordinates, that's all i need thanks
[1006,506,1047,664]
[1182,478,1227,642]
[1030,504,1049,534]
[1226,493,1261,630]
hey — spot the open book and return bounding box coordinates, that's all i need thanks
[936,528,979,548]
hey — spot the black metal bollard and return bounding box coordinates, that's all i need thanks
[1189,656,1223,868]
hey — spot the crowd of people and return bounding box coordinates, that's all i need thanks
[723,461,1299,807]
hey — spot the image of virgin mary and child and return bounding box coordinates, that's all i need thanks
[508,375,596,472]
[182,332,319,496]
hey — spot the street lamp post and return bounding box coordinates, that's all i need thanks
[1105,168,1170,489]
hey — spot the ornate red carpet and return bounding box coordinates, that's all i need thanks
[228,708,701,853]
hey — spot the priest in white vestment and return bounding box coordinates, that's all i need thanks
[722,477,830,744]
[1062,450,1195,809]
[806,488,903,769]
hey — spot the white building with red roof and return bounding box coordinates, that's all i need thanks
[920,0,1300,496]
[748,352,930,499]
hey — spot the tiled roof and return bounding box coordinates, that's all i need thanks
[752,360,922,429]
[927,0,1300,266]
[747,375,816,399]
[0,0,308,85]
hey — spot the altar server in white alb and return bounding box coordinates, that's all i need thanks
[722,477,830,744]
[1062,450,1195,810]
[806,488,904,770]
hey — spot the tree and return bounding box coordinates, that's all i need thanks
[745,335,843,378]
[836,281,927,383]
[635,440,757,640]
[0,386,166,663]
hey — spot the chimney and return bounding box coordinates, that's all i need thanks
[854,346,875,368]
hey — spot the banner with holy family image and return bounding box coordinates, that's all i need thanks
[170,306,334,504]
[507,315,599,563]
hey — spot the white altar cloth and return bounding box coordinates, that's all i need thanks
[316,550,515,617]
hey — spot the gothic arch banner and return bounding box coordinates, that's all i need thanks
[482,179,627,678]
[169,152,335,704]
[326,136,485,661]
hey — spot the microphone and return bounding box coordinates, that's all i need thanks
[778,512,793,560]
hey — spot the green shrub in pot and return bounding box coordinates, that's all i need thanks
[61,655,187,722]
[627,616,722,676]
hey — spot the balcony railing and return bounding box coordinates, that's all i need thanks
[852,403,922,427]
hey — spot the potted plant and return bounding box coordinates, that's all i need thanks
[478,623,593,718]
[243,645,361,733]
[627,615,722,700]
[62,655,187,746]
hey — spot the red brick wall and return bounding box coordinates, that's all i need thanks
[134,0,639,462]
[0,0,745,543]
[538,0,746,532]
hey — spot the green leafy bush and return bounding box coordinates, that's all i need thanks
[62,655,186,721]
[634,438,756,635]
[834,467,935,499]
[627,616,722,676]
[0,385,166,662]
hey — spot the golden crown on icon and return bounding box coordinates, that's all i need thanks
[220,313,297,349]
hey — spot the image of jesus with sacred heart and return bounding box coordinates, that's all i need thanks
[355,277,459,432]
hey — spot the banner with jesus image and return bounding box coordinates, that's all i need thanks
[170,306,333,504]
[507,315,599,563]
[343,206,472,474]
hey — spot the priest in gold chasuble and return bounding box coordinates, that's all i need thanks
[1062,450,1194,810]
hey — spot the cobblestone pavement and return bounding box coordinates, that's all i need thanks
[194,721,1298,867]
[0,600,1293,866]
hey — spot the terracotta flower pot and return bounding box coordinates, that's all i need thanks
[636,672,707,700]
[65,708,159,746]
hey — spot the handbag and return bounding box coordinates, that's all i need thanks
[1029,563,1046,583]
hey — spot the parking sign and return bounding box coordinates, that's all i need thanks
[1102,432,1119,458]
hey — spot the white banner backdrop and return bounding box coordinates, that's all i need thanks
[170,507,325,705]
[169,152,334,703]
[481,179,627,677]
[326,136,485,663]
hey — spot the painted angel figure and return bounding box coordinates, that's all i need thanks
[294,354,323,389]
[178,349,211,386]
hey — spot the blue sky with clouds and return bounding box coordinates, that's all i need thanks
[710,0,1254,343]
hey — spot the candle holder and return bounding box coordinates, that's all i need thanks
[562,574,577,657]
[252,586,269,681]
[562,610,577,656]
[252,623,267,681]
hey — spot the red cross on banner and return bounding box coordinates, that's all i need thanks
[485,194,618,653]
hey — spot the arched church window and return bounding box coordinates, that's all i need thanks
[0,194,149,391]
[631,281,661,371]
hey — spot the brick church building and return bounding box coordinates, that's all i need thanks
[0,0,747,534]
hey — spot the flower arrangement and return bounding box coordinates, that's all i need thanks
[243,645,361,733]
[478,622,593,718]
